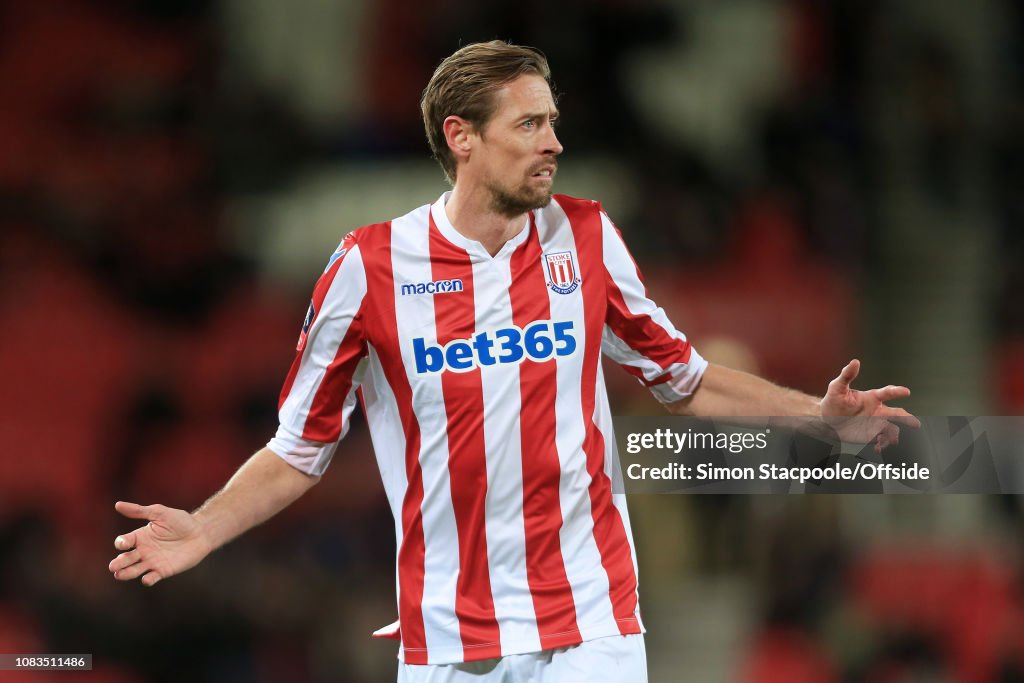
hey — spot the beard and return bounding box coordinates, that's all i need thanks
[486,174,554,218]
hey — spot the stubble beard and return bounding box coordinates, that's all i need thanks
[487,178,554,218]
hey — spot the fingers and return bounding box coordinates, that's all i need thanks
[886,422,900,443]
[841,358,861,383]
[110,551,147,581]
[109,549,141,574]
[828,359,861,394]
[873,385,911,402]
[111,502,171,586]
[873,401,921,428]
[114,532,135,551]
[109,549,164,586]
[112,561,151,582]
[874,422,901,453]
[870,385,920,428]
[879,408,922,429]
[114,501,163,522]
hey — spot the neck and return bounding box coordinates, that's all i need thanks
[445,184,529,257]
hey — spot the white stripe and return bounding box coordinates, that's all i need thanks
[362,342,409,542]
[472,253,540,655]
[390,207,463,661]
[361,342,410,643]
[539,199,617,639]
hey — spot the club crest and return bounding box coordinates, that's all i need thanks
[543,251,581,295]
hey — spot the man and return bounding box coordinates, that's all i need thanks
[110,41,915,682]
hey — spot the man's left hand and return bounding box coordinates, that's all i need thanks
[820,359,921,452]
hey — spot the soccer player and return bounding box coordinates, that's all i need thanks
[109,41,916,682]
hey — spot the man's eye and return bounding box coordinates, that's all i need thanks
[523,120,536,129]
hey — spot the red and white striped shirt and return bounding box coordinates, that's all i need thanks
[268,193,707,665]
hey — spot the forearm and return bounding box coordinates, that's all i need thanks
[667,363,821,417]
[192,446,320,552]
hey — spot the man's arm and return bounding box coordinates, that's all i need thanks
[666,359,919,450]
[667,363,821,417]
[108,447,319,586]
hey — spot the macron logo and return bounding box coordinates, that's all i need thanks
[400,279,464,296]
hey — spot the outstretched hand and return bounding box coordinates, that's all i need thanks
[108,501,211,587]
[820,359,921,452]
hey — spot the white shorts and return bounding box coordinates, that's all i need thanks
[397,634,648,683]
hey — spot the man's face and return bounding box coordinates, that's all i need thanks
[468,74,563,217]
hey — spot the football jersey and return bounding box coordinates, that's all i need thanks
[268,193,707,665]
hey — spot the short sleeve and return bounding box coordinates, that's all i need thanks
[267,236,369,474]
[599,212,707,403]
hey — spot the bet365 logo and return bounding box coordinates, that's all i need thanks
[412,321,578,374]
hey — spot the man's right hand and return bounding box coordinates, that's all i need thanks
[109,448,320,587]
[108,501,212,587]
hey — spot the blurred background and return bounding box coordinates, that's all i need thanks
[1,0,1023,681]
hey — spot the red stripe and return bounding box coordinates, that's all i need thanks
[278,351,303,411]
[559,196,641,634]
[301,301,368,442]
[428,217,502,660]
[618,365,675,387]
[508,215,581,650]
[357,222,429,664]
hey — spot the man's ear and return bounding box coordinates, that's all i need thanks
[443,115,474,165]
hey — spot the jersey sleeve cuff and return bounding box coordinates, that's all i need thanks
[267,425,338,476]
[648,348,709,404]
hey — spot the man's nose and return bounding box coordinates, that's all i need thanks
[543,125,563,155]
